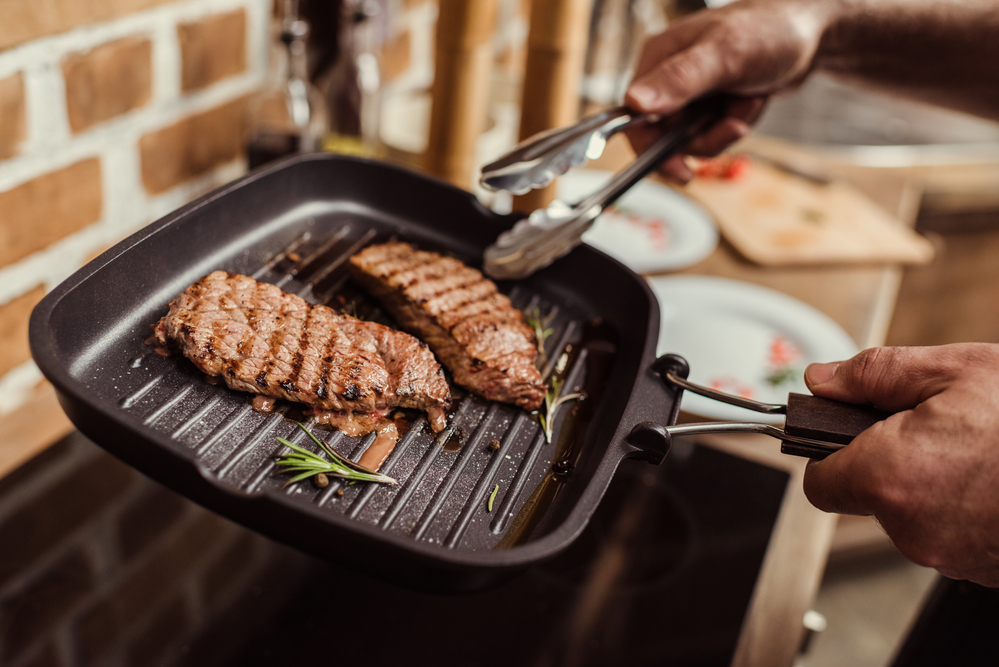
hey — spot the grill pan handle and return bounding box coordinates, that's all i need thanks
[628,354,895,460]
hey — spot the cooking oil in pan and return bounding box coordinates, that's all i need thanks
[497,318,618,548]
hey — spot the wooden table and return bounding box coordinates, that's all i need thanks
[590,133,921,667]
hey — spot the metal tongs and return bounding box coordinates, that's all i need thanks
[479,95,729,279]
[628,355,894,461]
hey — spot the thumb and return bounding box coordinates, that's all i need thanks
[804,346,955,412]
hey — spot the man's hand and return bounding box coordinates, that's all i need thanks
[624,0,999,181]
[624,0,831,181]
[803,344,999,587]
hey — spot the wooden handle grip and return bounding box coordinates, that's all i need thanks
[784,393,895,445]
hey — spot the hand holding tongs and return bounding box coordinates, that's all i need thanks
[628,355,895,461]
[479,95,729,280]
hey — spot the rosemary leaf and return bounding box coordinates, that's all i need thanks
[287,470,323,485]
[274,424,397,487]
[538,378,583,443]
[524,307,555,362]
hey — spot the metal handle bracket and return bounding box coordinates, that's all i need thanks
[656,361,854,460]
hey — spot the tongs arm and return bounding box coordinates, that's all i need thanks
[479,106,644,195]
[480,95,730,280]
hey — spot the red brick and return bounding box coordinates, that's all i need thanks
[0,451,134,589]
[62,36,152,133]
[0,0,175,51]
[125,597,189,667]
[0,159,102,269]
[0,285,45,377]
[117,481,189,562]
[178,9,247,92]
[0,549,95,663]
[0,73,27,160]
[139,96,248,194]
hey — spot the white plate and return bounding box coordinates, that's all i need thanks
[557,170,719,273]
[647,275,860,423]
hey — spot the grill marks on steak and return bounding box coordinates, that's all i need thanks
[154,271,451,429]
[349,243,546,410]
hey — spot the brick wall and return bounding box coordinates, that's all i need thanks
[0,0,271,416]
[0,431,307,667]
[0,2,312,665]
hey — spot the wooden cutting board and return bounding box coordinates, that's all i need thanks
[682,159,935,266]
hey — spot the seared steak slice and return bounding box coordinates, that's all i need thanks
[154,271,451,425]
[349,243,545,410]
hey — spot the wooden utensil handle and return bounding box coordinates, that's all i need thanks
[784,393,895,445]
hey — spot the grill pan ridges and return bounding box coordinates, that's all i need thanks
[118,225,589,552]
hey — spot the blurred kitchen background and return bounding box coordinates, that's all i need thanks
[1,0,998,665]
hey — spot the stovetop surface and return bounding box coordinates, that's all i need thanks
[222,439,789,667]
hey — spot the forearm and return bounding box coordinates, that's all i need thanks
[816,0,999,119]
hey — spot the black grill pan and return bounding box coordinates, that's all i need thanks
[30,154,685,592]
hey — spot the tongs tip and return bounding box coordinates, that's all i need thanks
[479,96,730,280]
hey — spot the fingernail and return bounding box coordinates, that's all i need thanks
[628,84,659,110]
[805,362,839,386]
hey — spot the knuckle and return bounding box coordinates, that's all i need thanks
[658,55,700,98]
[845,347,890,390]
[894,535,952,571]
[633,39,661,78]
[867,476,908,521]
[917,345,962,377]
[713,26,749,83]
[801,466,829,509]
[867,470,952,571]
[895,541,940,569]
[861,452,917,524]
[946,342,999,373]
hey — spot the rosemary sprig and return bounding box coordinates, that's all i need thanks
[524,307,555,360]
[537,377,583,444]
[274,423,396,487]
[487,484,499,512]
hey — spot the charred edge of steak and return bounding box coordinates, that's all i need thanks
[349,245,546,410]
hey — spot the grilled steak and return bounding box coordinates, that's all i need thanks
[349,243,545,410]
[154,271,451,430]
